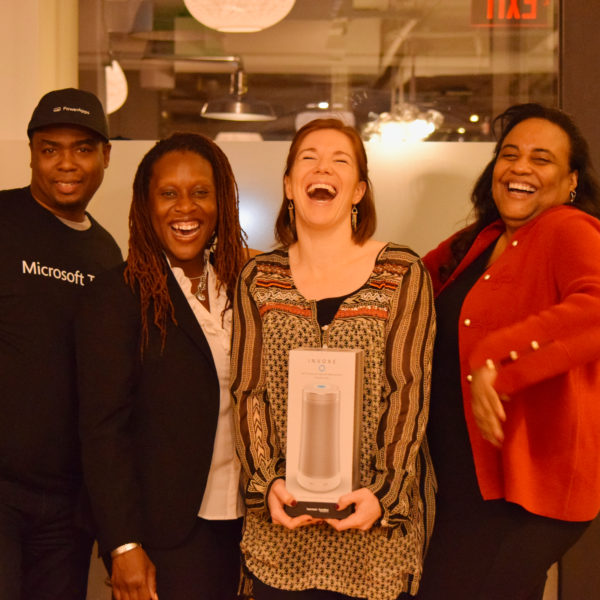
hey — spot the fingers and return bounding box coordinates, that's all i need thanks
[270,478,294,505]
[474,402,504,447]
[326,488,381,531]
[480,418,504,448]
[281,513,320,529]
[489,391,507,422]
[471,393,505,447]
[268,479,295,526]
[470,365,506,448]
[268,480,320,529]
[325,493,352,531]
[326,514,361,531]
[270,499,313,529]
[111,548,157,600]
[335,492,354,512]
[271,506,320,529]
[148,562,159,600]
[472,386,506,424]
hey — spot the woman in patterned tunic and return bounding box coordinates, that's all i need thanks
[231,118,436,600]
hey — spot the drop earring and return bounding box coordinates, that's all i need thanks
[351,205,358,232]
[570,190,576,203]
[208,231,218,254]
[288,200,295,227]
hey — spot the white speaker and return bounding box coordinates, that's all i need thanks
[297,383,341,492]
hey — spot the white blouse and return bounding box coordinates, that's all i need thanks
[170,257,244,520]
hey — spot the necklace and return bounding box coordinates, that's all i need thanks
[189,258,209,302]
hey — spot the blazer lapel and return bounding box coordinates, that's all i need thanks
[166,271,217,368]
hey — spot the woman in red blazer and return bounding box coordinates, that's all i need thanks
[417,104,600,600]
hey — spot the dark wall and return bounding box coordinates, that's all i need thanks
[560,518,600,599]
[560,0,600,172]
[558,4,600,597]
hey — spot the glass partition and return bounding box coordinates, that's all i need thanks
[79,0,559,141]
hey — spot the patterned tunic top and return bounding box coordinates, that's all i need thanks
[231,243,436,599]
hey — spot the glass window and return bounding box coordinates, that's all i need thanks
[79,0,559,141]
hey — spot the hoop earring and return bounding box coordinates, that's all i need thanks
[288,200,295,227]
[351,205,358,232]
[570,190,576,203]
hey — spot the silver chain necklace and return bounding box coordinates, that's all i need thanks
[189,257,209,302]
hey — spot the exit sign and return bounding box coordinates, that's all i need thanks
[472,0,553,27]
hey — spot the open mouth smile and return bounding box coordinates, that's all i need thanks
[55,181,82,193]
[171,220,201,237]
[307,183,337,200]
[507,181,536,194]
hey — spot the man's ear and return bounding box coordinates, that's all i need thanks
[102,143,112,169]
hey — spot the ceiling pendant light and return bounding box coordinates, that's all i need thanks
[183,0,296,33]
[363,104,443,143]
[105,58,128,115]
[364,62,443,143]
[201,68,276,121]
[140,53,276,122]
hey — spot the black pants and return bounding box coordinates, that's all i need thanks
[252,576,412,600]
[416,499,590,600]
[145,517,243,600]
[0,478,93,600]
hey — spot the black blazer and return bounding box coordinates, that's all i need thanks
[76,264,220,555]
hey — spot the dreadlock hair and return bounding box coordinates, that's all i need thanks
[124,132,248,352]
[438,103,600,283]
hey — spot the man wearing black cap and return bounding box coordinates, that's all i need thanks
[0,88,122,599]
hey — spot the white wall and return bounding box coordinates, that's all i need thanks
[0,2,495,256]
[0,0,78,142]
[0,139,495,257]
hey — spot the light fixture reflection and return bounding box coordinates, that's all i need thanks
[105,59,128,115]
[295,105,355,131]
[183,0,295,33]
[363,104,443,143]
[201,68,276,121]
[202,98,275,121]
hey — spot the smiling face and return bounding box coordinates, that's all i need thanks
[492,117,578,235]
[284,128,366,236]
[148,150,218,277]
[29,125,110,221]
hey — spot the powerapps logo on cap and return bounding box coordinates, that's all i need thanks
[52,105,91,115]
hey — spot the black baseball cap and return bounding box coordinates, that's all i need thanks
[27,88,109,142]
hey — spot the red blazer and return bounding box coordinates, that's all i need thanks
[424,205,600,521]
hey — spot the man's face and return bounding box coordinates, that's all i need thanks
[29,125,111,221]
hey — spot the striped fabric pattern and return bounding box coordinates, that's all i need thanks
[231,243,436,599]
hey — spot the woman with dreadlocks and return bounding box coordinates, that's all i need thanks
[76,133,249,600]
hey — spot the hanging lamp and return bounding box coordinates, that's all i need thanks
[183,0,296,33]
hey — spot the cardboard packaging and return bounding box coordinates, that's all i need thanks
[285,347,364,519]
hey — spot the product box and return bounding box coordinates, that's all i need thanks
[285,347,364,519]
